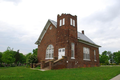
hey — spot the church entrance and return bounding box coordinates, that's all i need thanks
[58,48,65,59]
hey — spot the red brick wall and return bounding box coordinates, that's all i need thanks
[37,23,57,62]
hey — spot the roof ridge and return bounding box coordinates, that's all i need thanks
[49,19,57,27]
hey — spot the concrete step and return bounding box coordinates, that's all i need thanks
[40,66,50,71]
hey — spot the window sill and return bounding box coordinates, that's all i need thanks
[94,60,97,61]
[83,59,91,61]
[45,58,53,59]
[71,57,75,59]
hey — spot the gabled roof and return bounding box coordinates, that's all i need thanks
[35,19,57,45]
[49,19,57,27]
[35,19,101,47]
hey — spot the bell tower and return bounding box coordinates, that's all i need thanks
[57,13,77,42]
[56,13,78,59]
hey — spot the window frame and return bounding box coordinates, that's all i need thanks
[73,20,75,27]
[70,18,72,26]
[63,18,65,25]
[83,47,90,61]
[45,44,54,59]
[71,43,75,59]
[94,50,97,61]
[59,20,62,26]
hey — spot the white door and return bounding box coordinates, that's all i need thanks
[58,48,65,59]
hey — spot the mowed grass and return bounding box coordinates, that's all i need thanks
[0,66,120,80]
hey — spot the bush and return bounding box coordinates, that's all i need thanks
[0,64,5,67]
[26,63,30,68]
[10,63,16,67]
[36,65,40,69]
[26,54,38,64]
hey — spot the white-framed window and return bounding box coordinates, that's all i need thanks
[70,18,72,25]
[46,44,54,59]
[83,47,90,61]
[70,18,75,27]
[63,18,65,25]
[73,20,75,27]
[71,43,75,59]
[59,20,62,26]
[94,50,97,61]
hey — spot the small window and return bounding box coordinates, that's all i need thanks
[73,20,75,27]
[59,20,62,26]
[49,26,52,30]
[62,49,65,52]
[71,43,75,59]
[63,18,65,25]
[94,50,96,61]
[59,49,61,52]
[70,18,72,25]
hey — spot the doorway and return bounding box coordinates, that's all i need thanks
[58,48,65,59]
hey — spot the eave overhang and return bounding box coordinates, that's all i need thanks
[78,39,101,48]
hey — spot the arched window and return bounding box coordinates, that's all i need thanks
[46,44,54,59]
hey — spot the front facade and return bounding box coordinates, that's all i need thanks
[35,14,101,69]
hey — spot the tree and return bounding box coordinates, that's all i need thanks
[19,53,26,64]
[26,53,32,59]
[102,51,107,56]
[26,54,37,64]
[14,50,20,64]
[33,48,38,55]
[0,52,2,63]
[100,55,109,64]
[113,51,120,64]
[2,47,15,64]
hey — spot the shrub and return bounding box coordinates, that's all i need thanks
[0,64,5,67]
[10,63,16,67]
[26,54,38,64]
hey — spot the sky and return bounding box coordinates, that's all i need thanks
[0,0,120,54]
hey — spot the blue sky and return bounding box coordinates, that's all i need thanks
[0,0,120,54]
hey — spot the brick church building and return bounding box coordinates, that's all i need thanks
[35,14,101,69]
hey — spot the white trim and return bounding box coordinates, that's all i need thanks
[83,59,91,61]
[94,60,97,61]
[63,18,65,25]
[45,58,54,59]
[70,18,72,25]
[71,43,75,59]
[73,20,75,26]
[59,20,62,26]
[78,39,101,48]
[71,57,75,59]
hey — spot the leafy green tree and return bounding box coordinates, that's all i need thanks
[26,53,32,59]
[26,54,37,64]
[0,52,3,63]
[14,50,20,64]
[102,51,107,56]
[33,48,38,55]
[113,51,120,64]
[100,55,109,64]
[2,47,15,64]
[107,51,113,64]
[19,53,26,64]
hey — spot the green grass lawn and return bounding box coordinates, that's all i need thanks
[0,66,120,80]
